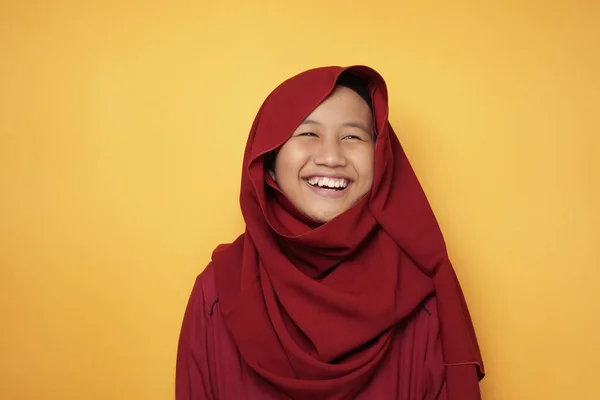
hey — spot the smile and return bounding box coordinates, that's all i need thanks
[306,176,349,190]
[303,176,351,198]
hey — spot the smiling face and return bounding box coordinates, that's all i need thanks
[272,85,375,223]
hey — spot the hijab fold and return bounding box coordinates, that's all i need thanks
[212,65,484,400]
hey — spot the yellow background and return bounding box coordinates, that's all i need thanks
[1,1,599,399]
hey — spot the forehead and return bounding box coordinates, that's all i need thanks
[304,86,372,122]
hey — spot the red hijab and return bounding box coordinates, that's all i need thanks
[212,65,484,399]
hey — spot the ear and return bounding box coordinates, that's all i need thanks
[264,150,277,181]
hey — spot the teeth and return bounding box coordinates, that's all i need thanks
[307,177,349,189]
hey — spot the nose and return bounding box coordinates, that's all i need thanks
[313,139,347,168]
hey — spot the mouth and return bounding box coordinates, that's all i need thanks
[303,176,351,197]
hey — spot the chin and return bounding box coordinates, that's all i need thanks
[307,209,344,224]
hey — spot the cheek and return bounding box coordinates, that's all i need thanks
[349,149,375,184]
[275,143,308,182]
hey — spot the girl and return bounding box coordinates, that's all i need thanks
[176,66,484,399]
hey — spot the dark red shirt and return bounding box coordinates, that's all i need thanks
[176,264,447,400]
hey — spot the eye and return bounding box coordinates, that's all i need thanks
[342,134,364,141]
[298,132,318,137]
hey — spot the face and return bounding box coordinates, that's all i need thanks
[272,86,375,223]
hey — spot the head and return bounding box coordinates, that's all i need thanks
[269,81,375,223]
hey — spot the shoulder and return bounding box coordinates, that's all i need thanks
[197,232,245,300]
[190,234,245,319]
[187,263,218,319]
[211,234,245,266]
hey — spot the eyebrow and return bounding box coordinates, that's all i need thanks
[300,119,372,135]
